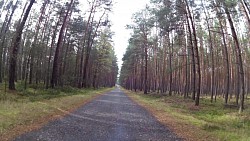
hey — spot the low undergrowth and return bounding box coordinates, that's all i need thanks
[125,90,250,141]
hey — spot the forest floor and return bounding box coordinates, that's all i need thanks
[0,83,113,141]
[125,89,250,141]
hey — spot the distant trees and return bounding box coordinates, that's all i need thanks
[0,0,117,90]
[120,0,250,113]
[92,28,118,88]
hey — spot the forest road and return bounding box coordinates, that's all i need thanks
[15,87,181,141]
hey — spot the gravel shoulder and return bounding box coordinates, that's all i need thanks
[15,88,181,141]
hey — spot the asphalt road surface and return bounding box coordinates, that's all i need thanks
[15,88,181,141]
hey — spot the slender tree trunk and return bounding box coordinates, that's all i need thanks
[82,10,105,88]
[46,9,63,89]
[0,0,18,83]
[185,0,201,105]
[224,6,245,113]
[240,1,250,30]
[161,36,167,94]
[184,28,189,98]
[217,12,230,104]
[51,0,74,88]
[140,55,144,91]
[185,10,196,100]
[9,0,35,90]
[78,0,96,88]
[201,0,215,102]
[169,32,172,96]
[28,0,48,85]
[134,60,137,92]
[144,39,148,94]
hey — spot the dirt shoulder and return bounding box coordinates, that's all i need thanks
[0,88,112,141]
[124,90,217,141]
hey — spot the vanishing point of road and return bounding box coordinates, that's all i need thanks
[15,88,181,141]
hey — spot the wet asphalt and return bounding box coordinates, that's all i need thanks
[14,88,181,141]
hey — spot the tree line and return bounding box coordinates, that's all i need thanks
[119,0,250,113]
[0,0,118,90]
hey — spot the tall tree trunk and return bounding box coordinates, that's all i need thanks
[133,60,137,92]
[51,0,74,88]
[169,32,173,96]
[216,9,230,104]
[0,0,18,83]
[185,0,201,105]
[201,0,215,102]
[240,0,250,30]
[78,0,96,88]
[9,0,35,90]
[46,8,63,89]
[184,8,196,101]
[144,39,148,94]
[140,55,144,91]
[29,0,48,84]
[224,5,245,113]
[82,10,105,88]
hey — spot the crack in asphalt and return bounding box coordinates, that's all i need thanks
[14,88,181,141]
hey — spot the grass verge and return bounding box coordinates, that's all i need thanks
[0,85,113,141]
[124,89,250,141]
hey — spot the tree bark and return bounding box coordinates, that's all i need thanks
[0,0,18,83]
[9,0,35,90]
[201,0,215,102]
[224,6,245,113]
[51,0,74,88]
[184,7,196,101]
[184,0,201,106]
[78,0,96,88]
[82,10,105,88]
[215,7,230,104]
[144,39,148,94]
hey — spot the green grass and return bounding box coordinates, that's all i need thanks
[126,90,250,141]
[0,83,113,138]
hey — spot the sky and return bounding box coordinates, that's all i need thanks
[110,0,149,69]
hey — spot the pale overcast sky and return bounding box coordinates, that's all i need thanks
[110,0,149,69]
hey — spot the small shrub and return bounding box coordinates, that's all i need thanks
[203,123,222,131]
[59,86,78,93]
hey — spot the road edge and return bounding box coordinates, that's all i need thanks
[123,89,217,141]
[1,88,114,141]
